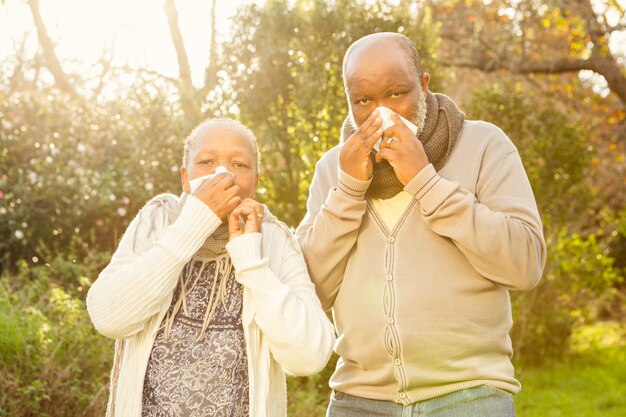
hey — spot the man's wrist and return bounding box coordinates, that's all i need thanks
[338,168,371,198]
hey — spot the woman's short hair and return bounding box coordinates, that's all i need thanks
[182,118,260,172]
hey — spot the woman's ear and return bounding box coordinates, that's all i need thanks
[180,166,190,193]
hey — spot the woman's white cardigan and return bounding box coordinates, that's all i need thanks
[86,194,335,417]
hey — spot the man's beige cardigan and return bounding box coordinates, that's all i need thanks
[296,120,546,404]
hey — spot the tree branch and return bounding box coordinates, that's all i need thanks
[204,0,218,92]
[109,65,179,84]
[27,0,80,99]
[90,48,114,101]
[440,55,592,74]
[440,52,626,105]
[163,0,194,93]
[592,22,626,35]
[438,0,626,107]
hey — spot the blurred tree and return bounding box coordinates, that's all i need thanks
[0,80,190,267]
[219,0,442,225]
[430,0,626,225]
[468,79,593,228]
[432,0,626,107]
[26,0,80,100]
[164,0,194,95]
[163,0,219,120]
[24,0,219,120]
[467,80,624,363]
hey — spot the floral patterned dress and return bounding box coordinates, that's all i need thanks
[142,254,249,417]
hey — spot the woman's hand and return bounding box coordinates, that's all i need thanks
[193,172,241,220]
[228,198,265,240]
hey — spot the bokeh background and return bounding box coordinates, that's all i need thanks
[0,0,625,416]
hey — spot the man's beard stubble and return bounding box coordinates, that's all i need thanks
[411,86,428,136]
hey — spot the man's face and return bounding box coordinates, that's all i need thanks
[345,43,426,129]
[180,125,258,199]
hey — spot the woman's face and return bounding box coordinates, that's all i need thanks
[180,125,258,199]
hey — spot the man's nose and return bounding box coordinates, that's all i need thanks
[374,100,386,110]
[373,100,397,112]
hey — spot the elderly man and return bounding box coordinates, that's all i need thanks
[296,32,546,417]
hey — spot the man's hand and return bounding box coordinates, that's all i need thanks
[375,112,429,184]
[339,111,383,180]
[228,198,264,241]
[193,173,241,219]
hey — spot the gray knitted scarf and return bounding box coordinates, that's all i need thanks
[341,91,465,199]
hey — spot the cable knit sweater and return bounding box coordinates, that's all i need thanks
[87,193,335,417]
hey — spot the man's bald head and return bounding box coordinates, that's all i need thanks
[342,32,423,86]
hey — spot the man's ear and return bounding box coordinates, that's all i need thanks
[180,166,190,193]
[421,72,430,92]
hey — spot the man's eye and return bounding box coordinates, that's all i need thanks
[233,161,249,168]
[356,98,371,105]
[390,92,405,98]
[199,159,214,165]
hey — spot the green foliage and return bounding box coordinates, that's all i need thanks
[287,352,337,416]
[0,249,112,416]
[0,80,199,267]
[515,322,626,417]
[467,80,593,229]
[220,0,442,225]
[467,80,624,365]
[512,229,622,365]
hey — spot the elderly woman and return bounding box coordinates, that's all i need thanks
[87,118,335,417]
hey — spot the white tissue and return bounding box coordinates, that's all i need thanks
[373,107,418,151]
[189,166,232,194]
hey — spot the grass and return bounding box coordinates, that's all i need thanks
[515,321,626,417]
[288,322,626,417]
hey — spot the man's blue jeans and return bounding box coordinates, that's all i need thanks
[327,385,516,417]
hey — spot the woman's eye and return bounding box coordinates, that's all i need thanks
[199,160,214,165]
[356,98,371,105]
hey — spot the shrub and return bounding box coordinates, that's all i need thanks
[0,86,196,270]
[512,229,622,365]
[0,248,112,416]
